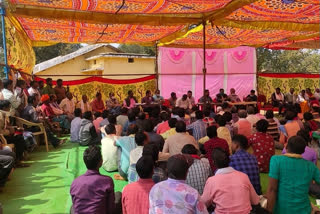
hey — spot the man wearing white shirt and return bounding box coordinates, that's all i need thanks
[1,79,21,115]
[60,92,76,118]
[314,88,320,101]
[187,91,195,106]
[28,81,41,98]
[176,94,192,110]
[101,124,119,172]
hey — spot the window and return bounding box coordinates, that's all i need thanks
[128,58,134,63]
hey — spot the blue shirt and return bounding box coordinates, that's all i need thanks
[123,120,136,135]
[116,136,137,174]
[187,119,207,141]
[230,149,261,195]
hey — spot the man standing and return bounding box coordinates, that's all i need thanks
[42,78,55,95]
[199,90,213,104]
[54,79,67,104]
[70,145,117,214]
[123,90,137,109]
[187,110,207,141]
[149,154,208,214]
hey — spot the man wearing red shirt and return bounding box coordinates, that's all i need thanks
[91,92,105,113]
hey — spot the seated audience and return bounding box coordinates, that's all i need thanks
[204,125,229,173]
[187,90,195,106]
[135,112,146,130]
[77,95,91,113]
[176,94,192,110]
[163,121,198,156]
[108,114,122,137]
[149,107,162,127]
[155,112,170,134]
[15,80,28,110]
[201,148,260,213]
[246,90,257,101]
[182,144,212,194]
[54,79,67,104]
[228,88,241,102]
[267,136,320,213]
[285,88,298,107]
[248,119,275,173]
[141,90,154,105]
[91,92,105,113]
[70,145,118,214]
[265,110,280,140]
[42,78,55,95]
[203,109,215,127]
[99,110,109,128]
[115,124,139,180]
[279,111,301,143]
[160,118,177,140]
[271,87,285,115]
[106,92,121,115]
[122,156,155,214]
[38,80,45,95]
[1,79,21,114]
[143,119,164,151]
[70,108,82,143]
[49,94,64,115]
[246,106,260,127]
[199,89,212,104]
[28,81,41,98]
[116,107,128,131]
[217,116,232,152]
[223,112,236,137]
[186,110,207,141]
[79,111,100,146]
[123,110,136,135]
[303,112,320,132]
[123,90,137,109]
[230,135,262,195]
[168,92,177,108]
[59,92,76,119]
[297,89,309,113]
[149,154,208,214]
[152,89,164,103]
[216,88,228,103]
[101,124,119,172]
[231,106,239,123]
[234,110,252,138]
[93,112,103,134]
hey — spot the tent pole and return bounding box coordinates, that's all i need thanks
[155,42,159,90]
[202,21,207,96]
[0,6,8,79]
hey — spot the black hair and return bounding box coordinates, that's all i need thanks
[287,136,306,154]
[212,147,230,169]
[223,112,232,122]
[102,110,109,119]
[142,143,159,163]
[2,79,12,89]
[127,110,136,122]
[167,155,189,180]
[221,102,229,110]
[16,79,25,87]
[74,108,82,117]
[136,156,154,179]
[120,107,128,114]
[83,111,93,120]
[297,129,311,144]
[182,94,187,99]
[132,107,141,117]
[195,110,204,120]
[188,90,192,94]
[151,107,161,118]
[232,135,249,150]
[57,79,62,83]
[265,110,274,119]
[105,124,116,135]
[256,119,269,133]
[46,78,52,84]
[96,92,101,97]
[250,90,255,93]
[108,114,117,125]
[27,95,37,104]
[217,116,226,126]
[127,124,139,135]
[247,106,255,115]
[0,100,10,110]
[181,144,198,155]
[203,110,210,117]
[138,112,146,120]
[171,92,176,97]
[238,110,247,118]
[303,112,314,121]
[146,90,151,95]
[177,108,185,118]
[160,111,169,121]
[128,90,133,95]
[168,118,177,128]
[143,119,154,132]
[94,111,101,119]
[135,130,147,146]
[207,125,217,138]
[175,120,186,133]
[38,80,44,85]
[83,145,102,170]
[285,111,296,121]
[30,80,37,87]
[276,87,280,91]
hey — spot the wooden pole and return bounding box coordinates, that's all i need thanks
[202,21,207,95]
[155,42,159,90]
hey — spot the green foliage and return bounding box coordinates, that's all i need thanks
[257,48,320,73]
[118,44,155,56]
[33,43,82,64]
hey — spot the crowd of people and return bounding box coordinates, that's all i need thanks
[1,77,320,213]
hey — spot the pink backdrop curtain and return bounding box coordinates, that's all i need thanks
[159,46,256,101]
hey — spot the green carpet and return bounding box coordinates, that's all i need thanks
[0,141,317,213]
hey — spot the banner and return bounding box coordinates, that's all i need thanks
[257,73,320,100]
[35,75,156,103]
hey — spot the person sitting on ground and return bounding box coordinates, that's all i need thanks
[93,112,103,134]
[303,112,320,132]
[160,118,177,140]
[152,89,164,103]
[203,109,215,127]
[77,95,91,113]
[115,124,139,180]
[234,110,252,138]
[59,92,76,119]
[91,92,105,113]
[128,130,148,183]
[182,144,212,194]
[176,94,192,110]
[41,94,71,130]
[123,90,137,109]
[217,116,232,152]
[70,145,119,214]
[54,79,67,104]
[106,92,121,115]
[123,110,136,135]
[106,114,122,136]
[228,88,241,103]
[204,125,229,173]
[265,110,280,141]
[42,78,55,95]
[168,92,177,108]
[101,124,119,172]
[163,121,198,156]
[248,119,275,173]
[155,111,170,134]
[1,79,21,115]
[150,106,162,127]
[231,106,239,123]
[28,81,41,98]
[79,111,100,146]
[143,119,164,151]
[267,136,320,214]
[246,90,257,102]
[116,107,128,131]
[271,87,285,115]
[230,135,262,195]
[149,154,208,214]
[279,110,301,144]
[201,148,260,213]
[223,112,237,137]
[70,108,82,143]
[186,110,207,141]
[246,106,260,127]
[99,110,109,128]
[122,156,155,214]
[199,89,213,104]
[136,112,146,130]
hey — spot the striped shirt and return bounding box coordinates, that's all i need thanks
[187,119,207,141]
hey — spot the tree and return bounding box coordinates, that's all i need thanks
[33,43,82,64]
[118,44,156,56]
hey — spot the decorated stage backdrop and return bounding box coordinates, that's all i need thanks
[158,47,256,100]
